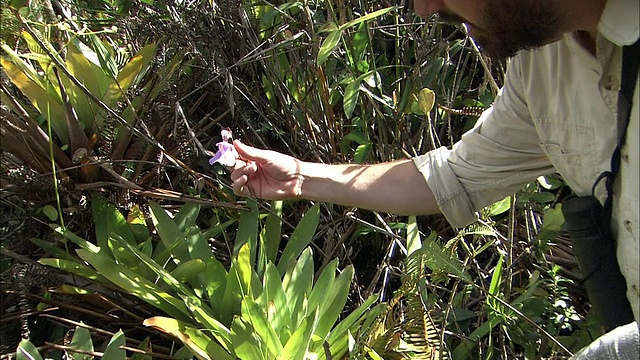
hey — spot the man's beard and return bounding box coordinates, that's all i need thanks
[439,0,567,59]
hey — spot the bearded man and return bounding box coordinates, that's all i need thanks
[230,0,639,357]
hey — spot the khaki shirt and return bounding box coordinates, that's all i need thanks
[413,0,640,321]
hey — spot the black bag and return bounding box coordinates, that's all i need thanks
[561,39,639,331]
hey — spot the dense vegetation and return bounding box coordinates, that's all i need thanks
[1,0,603,358]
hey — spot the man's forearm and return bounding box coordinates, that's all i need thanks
[298,159,441,215]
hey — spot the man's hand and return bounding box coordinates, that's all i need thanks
[230,141,303,199]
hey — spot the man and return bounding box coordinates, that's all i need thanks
[230,0,639,357]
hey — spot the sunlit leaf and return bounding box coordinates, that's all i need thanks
[406,216,422,256]
[230,318,266,360]
[277,203,320,275]
[282,247,313,327]
[102,330,126,360]
[70,326,94,360]
[343,79,360,119]
[144,317,233,360]
[16,340,43,360]
[418,87,436,114]
[241,296,284,357]
[38,258,107,282]
[317,29,342,66]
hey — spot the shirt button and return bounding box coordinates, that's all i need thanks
[604,75,620,91]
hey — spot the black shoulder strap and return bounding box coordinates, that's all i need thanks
[594,38,640,221]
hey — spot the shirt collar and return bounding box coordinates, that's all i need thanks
[598,0,640,46]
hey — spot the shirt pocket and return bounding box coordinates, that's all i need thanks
[536,118,598,194]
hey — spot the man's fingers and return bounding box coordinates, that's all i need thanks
[233,140,272,163]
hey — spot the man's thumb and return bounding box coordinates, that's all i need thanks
[233,140,264,161]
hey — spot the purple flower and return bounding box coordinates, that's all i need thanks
[209,129,238,167]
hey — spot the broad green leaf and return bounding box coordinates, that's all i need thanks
[314,266,354,338]
[171,258,206,283]
[278,309,319,360]
[66,38,110,100]
[241,297,284,357]
[354,143,372,164]
[531,191,556,203]
[317,29,342,66]
[343,79,360,119]
[88,35,118,80]
[1,44,45,88]
[182,297,233,351]
[418,87,436,114]
[102,330,126,360]
[258,200,283,277]
[30,238,75,262]
[127,204,149,243]
[174,202,201,232]
[130,337,152,360]
[220,243,253,325]
[144,317,233,360]
[70,326,94,360]
[257,263,291,339]
[282,247,314,327]
[38,258,107,282]
[230,318,266,360]
[76,249,189,320]
[51,225,101,254]
[1,57,68,144]
[205,257,228,308]
[109,233,148,275]
[93,196,136,251]
[148,202,189,263]
[488,255,504,309]
[406,216,422,256]
[277,203,320,275]
[338,7,395,31]
[102,53,142,107]
[234,199,258,263]
[16,340,43,360]
[487,196,511,217]
[307,258,337,318]
[324,294,379,355]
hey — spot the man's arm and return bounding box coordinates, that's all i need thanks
[230,140,440,216]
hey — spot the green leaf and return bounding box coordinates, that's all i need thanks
[38,258,107,282]
[0,57,68,144]
[487,196,511,217]
[220,243,253,325]
[230,318,266,360]
[488,255,504,308]
[277,203,320,275]
[174,202,201,232]
[282,251,313,330]
[70,326,94,360]
[144,317,233,360]
[148,202,189,263]
[93,196,136,253]
[406,216,422,256]
[102,330,126,360]
[278,309,319,360]
[417,87,435,114]
[234,200,258,263]
[354,143,372,164]
[338,7,395,31]
[407,234,470,282]
[76,249,189,320]
[343,79,360,119]
[171,258,206,283]
[531,191,556,204]
[258,201,283,277]
[241,296,284,357]
[314,265,354,338]
[16,339,43,360]
[257,263,291,339]
[324,294,379,356]
[317,29,342,66]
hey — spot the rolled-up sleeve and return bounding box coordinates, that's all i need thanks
[413,57,556,228]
